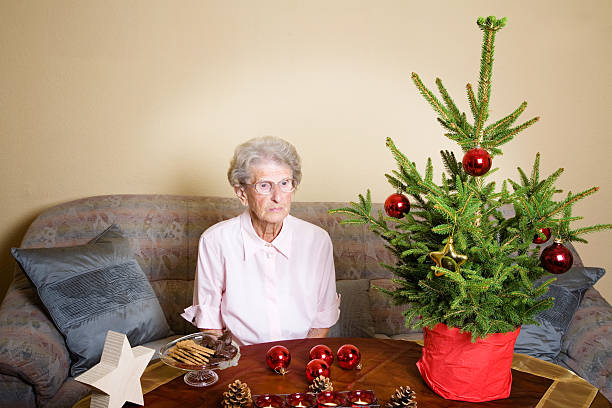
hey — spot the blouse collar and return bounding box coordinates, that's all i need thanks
[239,210,292,260]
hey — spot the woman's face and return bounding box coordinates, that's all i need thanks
[235,161,294,228]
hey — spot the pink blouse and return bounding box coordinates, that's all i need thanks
[181,211,340,345]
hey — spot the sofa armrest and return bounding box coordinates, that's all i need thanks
[559,287,612,401]
[0,269,71,405]
[0,373,37,408]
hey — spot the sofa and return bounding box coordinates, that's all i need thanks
[0,194,610,407]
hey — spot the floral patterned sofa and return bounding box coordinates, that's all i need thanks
[0,195,610,407]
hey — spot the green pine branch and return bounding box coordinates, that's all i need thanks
[329,16,611,341]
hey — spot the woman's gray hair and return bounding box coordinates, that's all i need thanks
[228,136,302,186]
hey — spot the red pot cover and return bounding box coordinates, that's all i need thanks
[416,323,521,402]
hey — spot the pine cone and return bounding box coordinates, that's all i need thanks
[221,380,252,408]
[309,375,333,393]
[386,386,416,408]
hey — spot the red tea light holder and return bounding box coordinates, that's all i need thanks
[253,391,378,408]
[347,390,377,407]
[254,394,285,408]
[287,393,316,408]
[316,391,348,408]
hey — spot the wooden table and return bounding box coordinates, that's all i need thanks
[118,338,611,408]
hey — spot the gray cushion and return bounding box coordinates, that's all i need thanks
[328,279,375,338]
[11,224,172,376]
[368,278,422,336]
[514,267,605,362]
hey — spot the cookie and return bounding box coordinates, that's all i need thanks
[168,347,208,365]
[166,338,216,366]
[177,339,215,356]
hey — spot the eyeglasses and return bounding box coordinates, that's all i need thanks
[243,178,297,194]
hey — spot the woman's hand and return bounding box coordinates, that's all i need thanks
[307,328,330,338]
[200,328,224,337]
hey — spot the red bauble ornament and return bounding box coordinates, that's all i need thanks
[336,344,361,370]
[305,359,330,383]
[462,148,492,177]
[309,344,334,366]
[532,227,552,244]
[540,241,573,274]
[266,345,291,375]
[384,193,411,218]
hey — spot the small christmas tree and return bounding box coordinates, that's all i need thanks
[330,16,611,340]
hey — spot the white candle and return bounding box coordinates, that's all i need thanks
[354,399,368,405]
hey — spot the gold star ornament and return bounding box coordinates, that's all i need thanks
[429,237,468,276]
[75,330,154,408]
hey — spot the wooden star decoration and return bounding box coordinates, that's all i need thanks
[75,330,154,408]
[429,237,468,276]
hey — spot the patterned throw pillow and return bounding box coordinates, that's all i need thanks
[514,267,605,362]
[11,224,172,376]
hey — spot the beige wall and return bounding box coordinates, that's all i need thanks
[1,0,611,304]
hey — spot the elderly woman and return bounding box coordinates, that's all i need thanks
[181,136,340,345]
